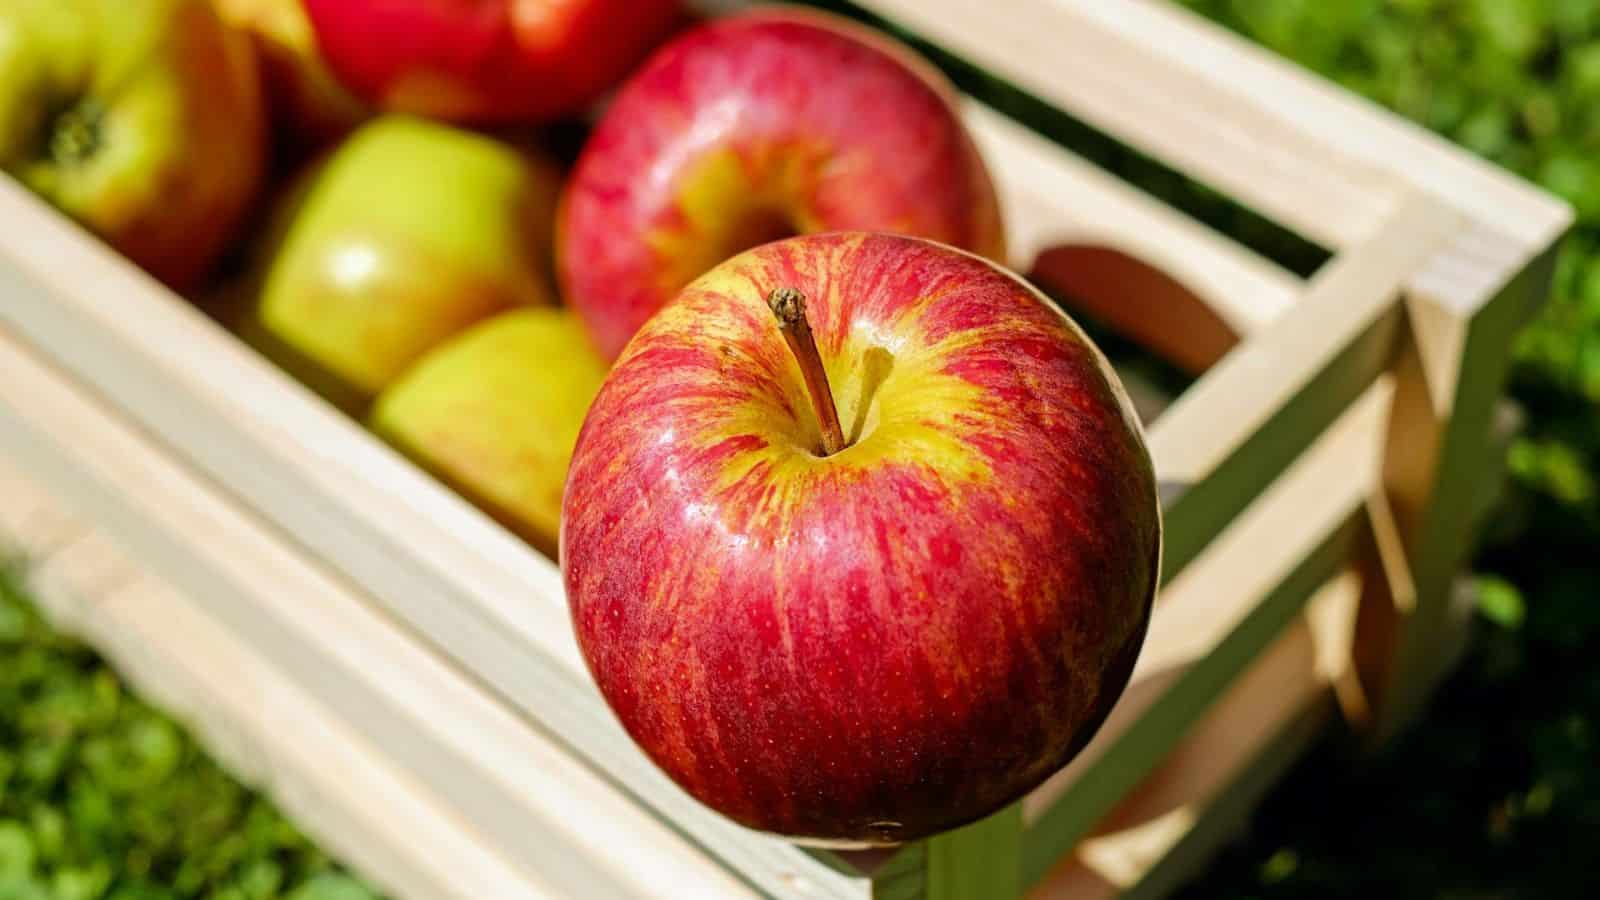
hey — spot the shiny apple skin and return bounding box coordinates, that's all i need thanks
[253,116,560,405]
[558,9,1007,360]
[562,233,1159,844]
[300,0,680,124]
[212,0,369,148]
[1,0,265,290]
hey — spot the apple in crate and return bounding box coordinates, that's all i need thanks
[0,0,265,290]
[563,233,1160,843]
[300,0,681,124]
[249,116,560,407]
[372,308,608,558]
[559,8,1007,360]
[212,0,368,148]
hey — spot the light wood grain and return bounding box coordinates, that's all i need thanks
[1367,244,1564,734]
[0,0,1575,895]
[1017,373,1388,888]
[1031,604,1340,899]
[1151,195,1458,581]
[962,101,1300,335]
[0,324,762,900]
[854,0,1570,257]
[0,178,868,900]
[0,489,548,900]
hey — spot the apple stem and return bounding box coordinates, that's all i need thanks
[769,287,846,456]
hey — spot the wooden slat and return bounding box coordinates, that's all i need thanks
[0,178,865,900]
[0,2,1573,895]
[926,806,1023,900]
[1032,604,1340,899]
[0,460,86,559]
[961,100,1300,334]
[853,0,1571,257]
[853,0,1395,248]
[66,587,543,896]
[1366,243,1564,734]
[0,463,547,899]
[1151,195,1457,581]
[1018,377,1388,888]
[0,124,1447,900]
[0,324,761,900]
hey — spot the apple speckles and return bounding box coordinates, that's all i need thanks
[564,233,1159,842]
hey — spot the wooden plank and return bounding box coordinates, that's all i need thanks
[1031,605,1340,899]
[852,0,1571,256]
[926,805,1023,900]
[1018,378,1387,888]
[0,460,86,559]
[0,178,865,900]
[1151,195,1457,581]
[961,100,1300,335]
[0,465,548,899]
[0,324,763,900]
[63,583,547,899]
[1366,242,1564,735]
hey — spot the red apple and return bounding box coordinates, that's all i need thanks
[300,0,681,124]
[558,9,1008,360]
[212,0,369,149]
[562,233,1160,844]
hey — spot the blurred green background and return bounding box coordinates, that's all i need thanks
[3,0,1598,897]
[1175,1,1600,896]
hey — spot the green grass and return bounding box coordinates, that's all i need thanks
[0,559,379,900]
[3,2,1597,897]
[1166,1,1600,896]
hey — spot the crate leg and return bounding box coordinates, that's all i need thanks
[924,802,1023,900]
[1360,244,1560,737]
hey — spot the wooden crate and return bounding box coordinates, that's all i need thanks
[0,0,1571,897]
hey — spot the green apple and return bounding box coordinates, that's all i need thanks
[0,0,266,290]
[252,115,561,408]
[371,308,608,557]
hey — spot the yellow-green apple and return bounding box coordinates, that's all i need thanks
[212,0,368,149]
[300,0,681,125]
[558,9,1007,360]
[251,115,560,407]
[372,308,607,557]
[562,233,1160,843]
[0,0,265,290]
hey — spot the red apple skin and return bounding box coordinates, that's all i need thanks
[562,233,1159,844]
[300,0,680,124]
[558,9,1008,360]
[212,0,369,149]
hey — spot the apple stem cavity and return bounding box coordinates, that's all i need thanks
[768,287,846,456]
[49,100,104,166]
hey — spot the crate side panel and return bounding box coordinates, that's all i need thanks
[0,179,866,900]
[1151,197,1457,581]
[0,327,763,900]
[852,0,1569,255]
[1016,378,1387,886]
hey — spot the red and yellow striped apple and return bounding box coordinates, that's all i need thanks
[558,9,1007,360]
[1,0,265,290]
[300,0,681,125]
[562,233,1160,844]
